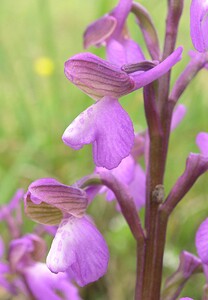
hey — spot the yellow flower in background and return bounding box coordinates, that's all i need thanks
[34,57,54,76]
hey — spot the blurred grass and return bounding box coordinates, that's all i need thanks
[0,0,208,299]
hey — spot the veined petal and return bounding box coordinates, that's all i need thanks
[190,0,208,52]
[196,218,208,263]
[64,52,135,100]
[25,178,88,225]
[62,97,134,170]
[196,132,208,155]
[83,15,117,48]
[47,216,109,287]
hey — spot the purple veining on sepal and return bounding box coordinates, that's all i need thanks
[65,48,182,102]
[62,97,134,169]
[64,52,135,100]
[25,178,88,223]
[190,0,208,52]
[47,216,109,287]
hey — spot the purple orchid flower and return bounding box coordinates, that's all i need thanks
[8,234,81,300]
[76,104,186,211]
[190,0,208,52]
[84,0,144,66]
[24,178,109,287]
[63,47,182,170]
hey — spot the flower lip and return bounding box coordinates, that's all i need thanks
[62,96,134,170]
[46,216,109,287]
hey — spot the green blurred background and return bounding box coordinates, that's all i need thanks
[1,0,208,299]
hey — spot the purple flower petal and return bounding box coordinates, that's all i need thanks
[96,155,135,201]
[196,218,208,263]
[47,216,109,287]
[171,104,187,131]
[196,132,208,156]
[0,237,4,258]
[129,164,146,210]
[83,15,117,48]
[163,251,201,300]
[110,0,132,38]
[107,38,145,66]
[24,263,81,300]
[190,0,208,52]
[180,298,194,300]
[179,251,201,278]
[64,52,135,100]
[203,264,208,282]
[62,96,134,169]
[9,234,47,271]
[25,178,88,224]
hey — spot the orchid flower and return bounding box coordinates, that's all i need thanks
[83,0,145,66]
[8,234,81,300]
[63,47,183,170]
[24,178,109,286]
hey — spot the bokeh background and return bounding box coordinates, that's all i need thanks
[1,0,208,299]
